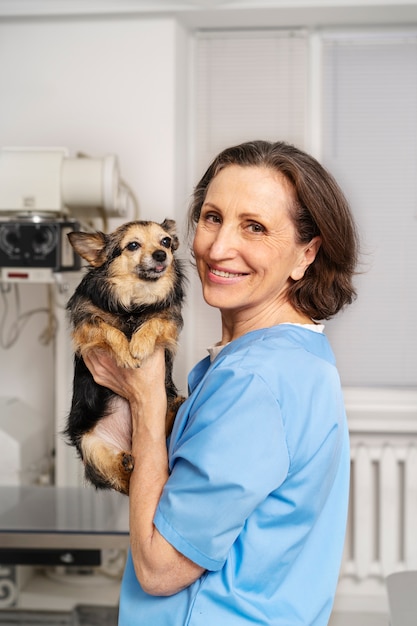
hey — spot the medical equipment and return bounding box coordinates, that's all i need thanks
[0,147,132,282]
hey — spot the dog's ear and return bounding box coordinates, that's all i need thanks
[67,231,108,267]
[160,219,179,252]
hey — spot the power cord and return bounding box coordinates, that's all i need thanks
[0,282,58,349]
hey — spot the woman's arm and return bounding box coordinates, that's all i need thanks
[84,349,205,596]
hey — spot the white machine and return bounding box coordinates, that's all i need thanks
[0,147,132,282]
[0,147,127,217]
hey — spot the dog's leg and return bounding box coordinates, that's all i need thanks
[165,395,185,434]
[82,434,134,495]
[73,322,141,368]
[80,395,134,495]
[66,358,135,494]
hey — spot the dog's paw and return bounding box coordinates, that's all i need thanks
[129,330,156,363]
[113,351,142,369]
[121,452,134,473]
[128,345,150,365]
[115,451,135,495]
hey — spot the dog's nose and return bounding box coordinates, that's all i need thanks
[153,250,167,263]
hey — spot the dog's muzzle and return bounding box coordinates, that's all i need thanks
[137,250,170,280]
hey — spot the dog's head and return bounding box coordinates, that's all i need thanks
[68,219,181,307]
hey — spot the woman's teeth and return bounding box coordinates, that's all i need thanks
[210,267,244,278]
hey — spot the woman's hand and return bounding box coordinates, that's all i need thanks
[84,345,166,400]
[84,347,168,440]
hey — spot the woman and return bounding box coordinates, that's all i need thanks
[85,140,359,625]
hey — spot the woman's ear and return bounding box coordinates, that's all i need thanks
[291,236,322,281]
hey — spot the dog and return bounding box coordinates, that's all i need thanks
[64,219,186,495]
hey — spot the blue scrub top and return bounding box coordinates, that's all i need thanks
[118,325,350,625]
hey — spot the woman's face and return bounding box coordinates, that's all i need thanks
[193,165,319,328]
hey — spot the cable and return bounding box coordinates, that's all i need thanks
[0,283,58,349]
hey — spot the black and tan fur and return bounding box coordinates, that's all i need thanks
[64,219,186,495]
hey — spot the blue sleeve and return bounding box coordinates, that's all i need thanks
[154,363,290,571]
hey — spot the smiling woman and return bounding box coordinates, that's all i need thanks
[86,140,359,626]
[189,140,358,322]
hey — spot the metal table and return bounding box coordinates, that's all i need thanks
[0,485,129,565]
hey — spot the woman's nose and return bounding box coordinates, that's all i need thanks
[208,225,237,259]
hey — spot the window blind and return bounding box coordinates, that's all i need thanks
[322,31,417,386]
[189,29,308,362]
[195,29,308,176]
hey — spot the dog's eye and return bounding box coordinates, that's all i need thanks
[126,241,141,252]
[161,237,171,249]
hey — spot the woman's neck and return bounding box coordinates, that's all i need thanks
[219,302,313,344]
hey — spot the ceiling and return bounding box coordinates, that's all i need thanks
[0,0,416,29]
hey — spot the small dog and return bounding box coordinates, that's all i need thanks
[64,219,186,495]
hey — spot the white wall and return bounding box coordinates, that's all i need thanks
[0,15,191,470]
[0,15,187,222]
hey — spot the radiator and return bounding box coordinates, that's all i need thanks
[335,387,417,611]
[345,442,417,578]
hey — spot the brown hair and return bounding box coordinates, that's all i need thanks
[188,140,359,320]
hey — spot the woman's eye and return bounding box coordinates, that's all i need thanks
[204,212,221,224]
[248,222,265,233]
[161,237,171,249]
[126,241,141,251]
